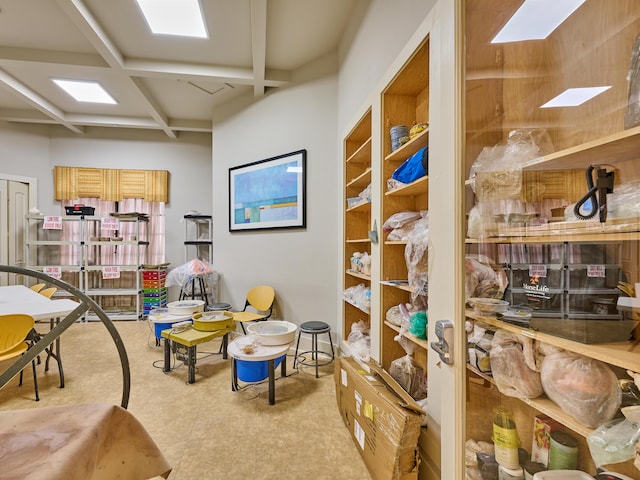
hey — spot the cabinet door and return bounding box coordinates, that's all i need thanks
[460,1,640,478]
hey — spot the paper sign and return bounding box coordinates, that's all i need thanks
[43,216,62,230]
[43,266,62,279]
[102,266,120,279]
[353,419,365,450]
[101,217,120,231]
[529,264,547,278]
[587,264,605,278]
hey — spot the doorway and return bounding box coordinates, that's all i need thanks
[0,174,36,285]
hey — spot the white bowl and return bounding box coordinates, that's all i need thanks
[468,297,509,315]
[246,320,297,345]
[167,300,205,315]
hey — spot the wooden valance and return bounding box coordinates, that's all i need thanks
[54,166,169,202]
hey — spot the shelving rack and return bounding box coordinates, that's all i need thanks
[25,213,149,320]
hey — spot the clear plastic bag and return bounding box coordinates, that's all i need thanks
[587,406,640,467]
[489,329,543,398]
[465,255,508,301]
[541,351,621,428]
[405,211,429,302]
[382,210,422,231]
[347,320,370,362]
[389,336,428,400]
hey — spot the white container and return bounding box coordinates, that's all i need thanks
[499,465,524,480]
[246,320,297,345]
[167,300,205,316]
[532,471,593,480]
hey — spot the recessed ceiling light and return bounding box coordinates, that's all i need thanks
[136,0,208,38]
[52,79,117,104]
[491,0,585,43]
[540,86,611,108]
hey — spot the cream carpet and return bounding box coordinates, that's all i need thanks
[0,320,371,480]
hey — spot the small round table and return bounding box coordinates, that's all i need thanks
[227,338,291,405]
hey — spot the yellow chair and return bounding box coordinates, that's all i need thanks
[39,287,57,299]
[29,283,46,293]
[233,285,275,334]
[0,313,39,401]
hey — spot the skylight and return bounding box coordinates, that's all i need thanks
[540,86,611,108]
[52,79,117,104]
[491,0,585,43]
[136,0,208,38]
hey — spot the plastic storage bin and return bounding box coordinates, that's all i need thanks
[236,355,285,382]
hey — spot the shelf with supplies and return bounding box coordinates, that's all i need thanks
[25,213,149,320]
[184,214,212,263]
[461,2,640,476]
[343,108,373,347]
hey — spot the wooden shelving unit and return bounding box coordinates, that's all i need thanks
[380,38,430,373]
[342,108,372,347]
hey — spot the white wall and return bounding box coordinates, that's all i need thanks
[337,0,438,131]
[211,52,340,330]
[0,123,212,299]
[48,128,212,285]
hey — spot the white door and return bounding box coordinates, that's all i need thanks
[0,179,29,285]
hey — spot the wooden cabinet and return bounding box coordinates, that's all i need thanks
[380,39,430,373]
[462,1,640,477]
[342,109,372,348]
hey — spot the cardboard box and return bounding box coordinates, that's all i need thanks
[531,414,563,467]
[334,356,425,480]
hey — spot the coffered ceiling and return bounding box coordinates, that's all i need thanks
[0,0,362,137]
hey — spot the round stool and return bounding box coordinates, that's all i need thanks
[293,321,335,378]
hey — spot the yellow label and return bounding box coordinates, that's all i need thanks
[493,424,521,448]
[363,400,374,420]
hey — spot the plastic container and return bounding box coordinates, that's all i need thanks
[493,405,521,469]
[246,320,297,345]
[532,471,593,480]
[236,355,285,382]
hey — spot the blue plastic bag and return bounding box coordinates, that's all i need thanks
[392,147,428,184]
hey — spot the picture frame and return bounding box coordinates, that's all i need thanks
[229,149,307,231]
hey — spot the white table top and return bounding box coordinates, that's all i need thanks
[228,336,291,361]
[0,285,80,320]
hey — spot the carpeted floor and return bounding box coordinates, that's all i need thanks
[0,320,371,479]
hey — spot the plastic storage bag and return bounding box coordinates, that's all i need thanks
[389,335,427,400]
[587,405,640,467]
[540,351,621,428]
[489,329,543,398]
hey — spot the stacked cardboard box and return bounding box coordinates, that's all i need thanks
[334,356,424,480]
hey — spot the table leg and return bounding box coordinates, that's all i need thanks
[222,333,228,359]
[163,339,171,373]
[187,346,196,384]
[268,358,275,405]
[231,358,238,391]
[281,356,287,378]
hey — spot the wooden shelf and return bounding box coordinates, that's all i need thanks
[346,137,372,165]
[384,320,429,350]
[466,366,593,438]
[384,128,429,163]
[466,232,640,244]
[466,310,640,372]
[344,298,370,315]
[521,125,640,171]
[346,238,371,244]
[381,280,413,293]
[346,270,371,281]
[346,167,372,189]
[385,175,428,197]
[346,200,371,213]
